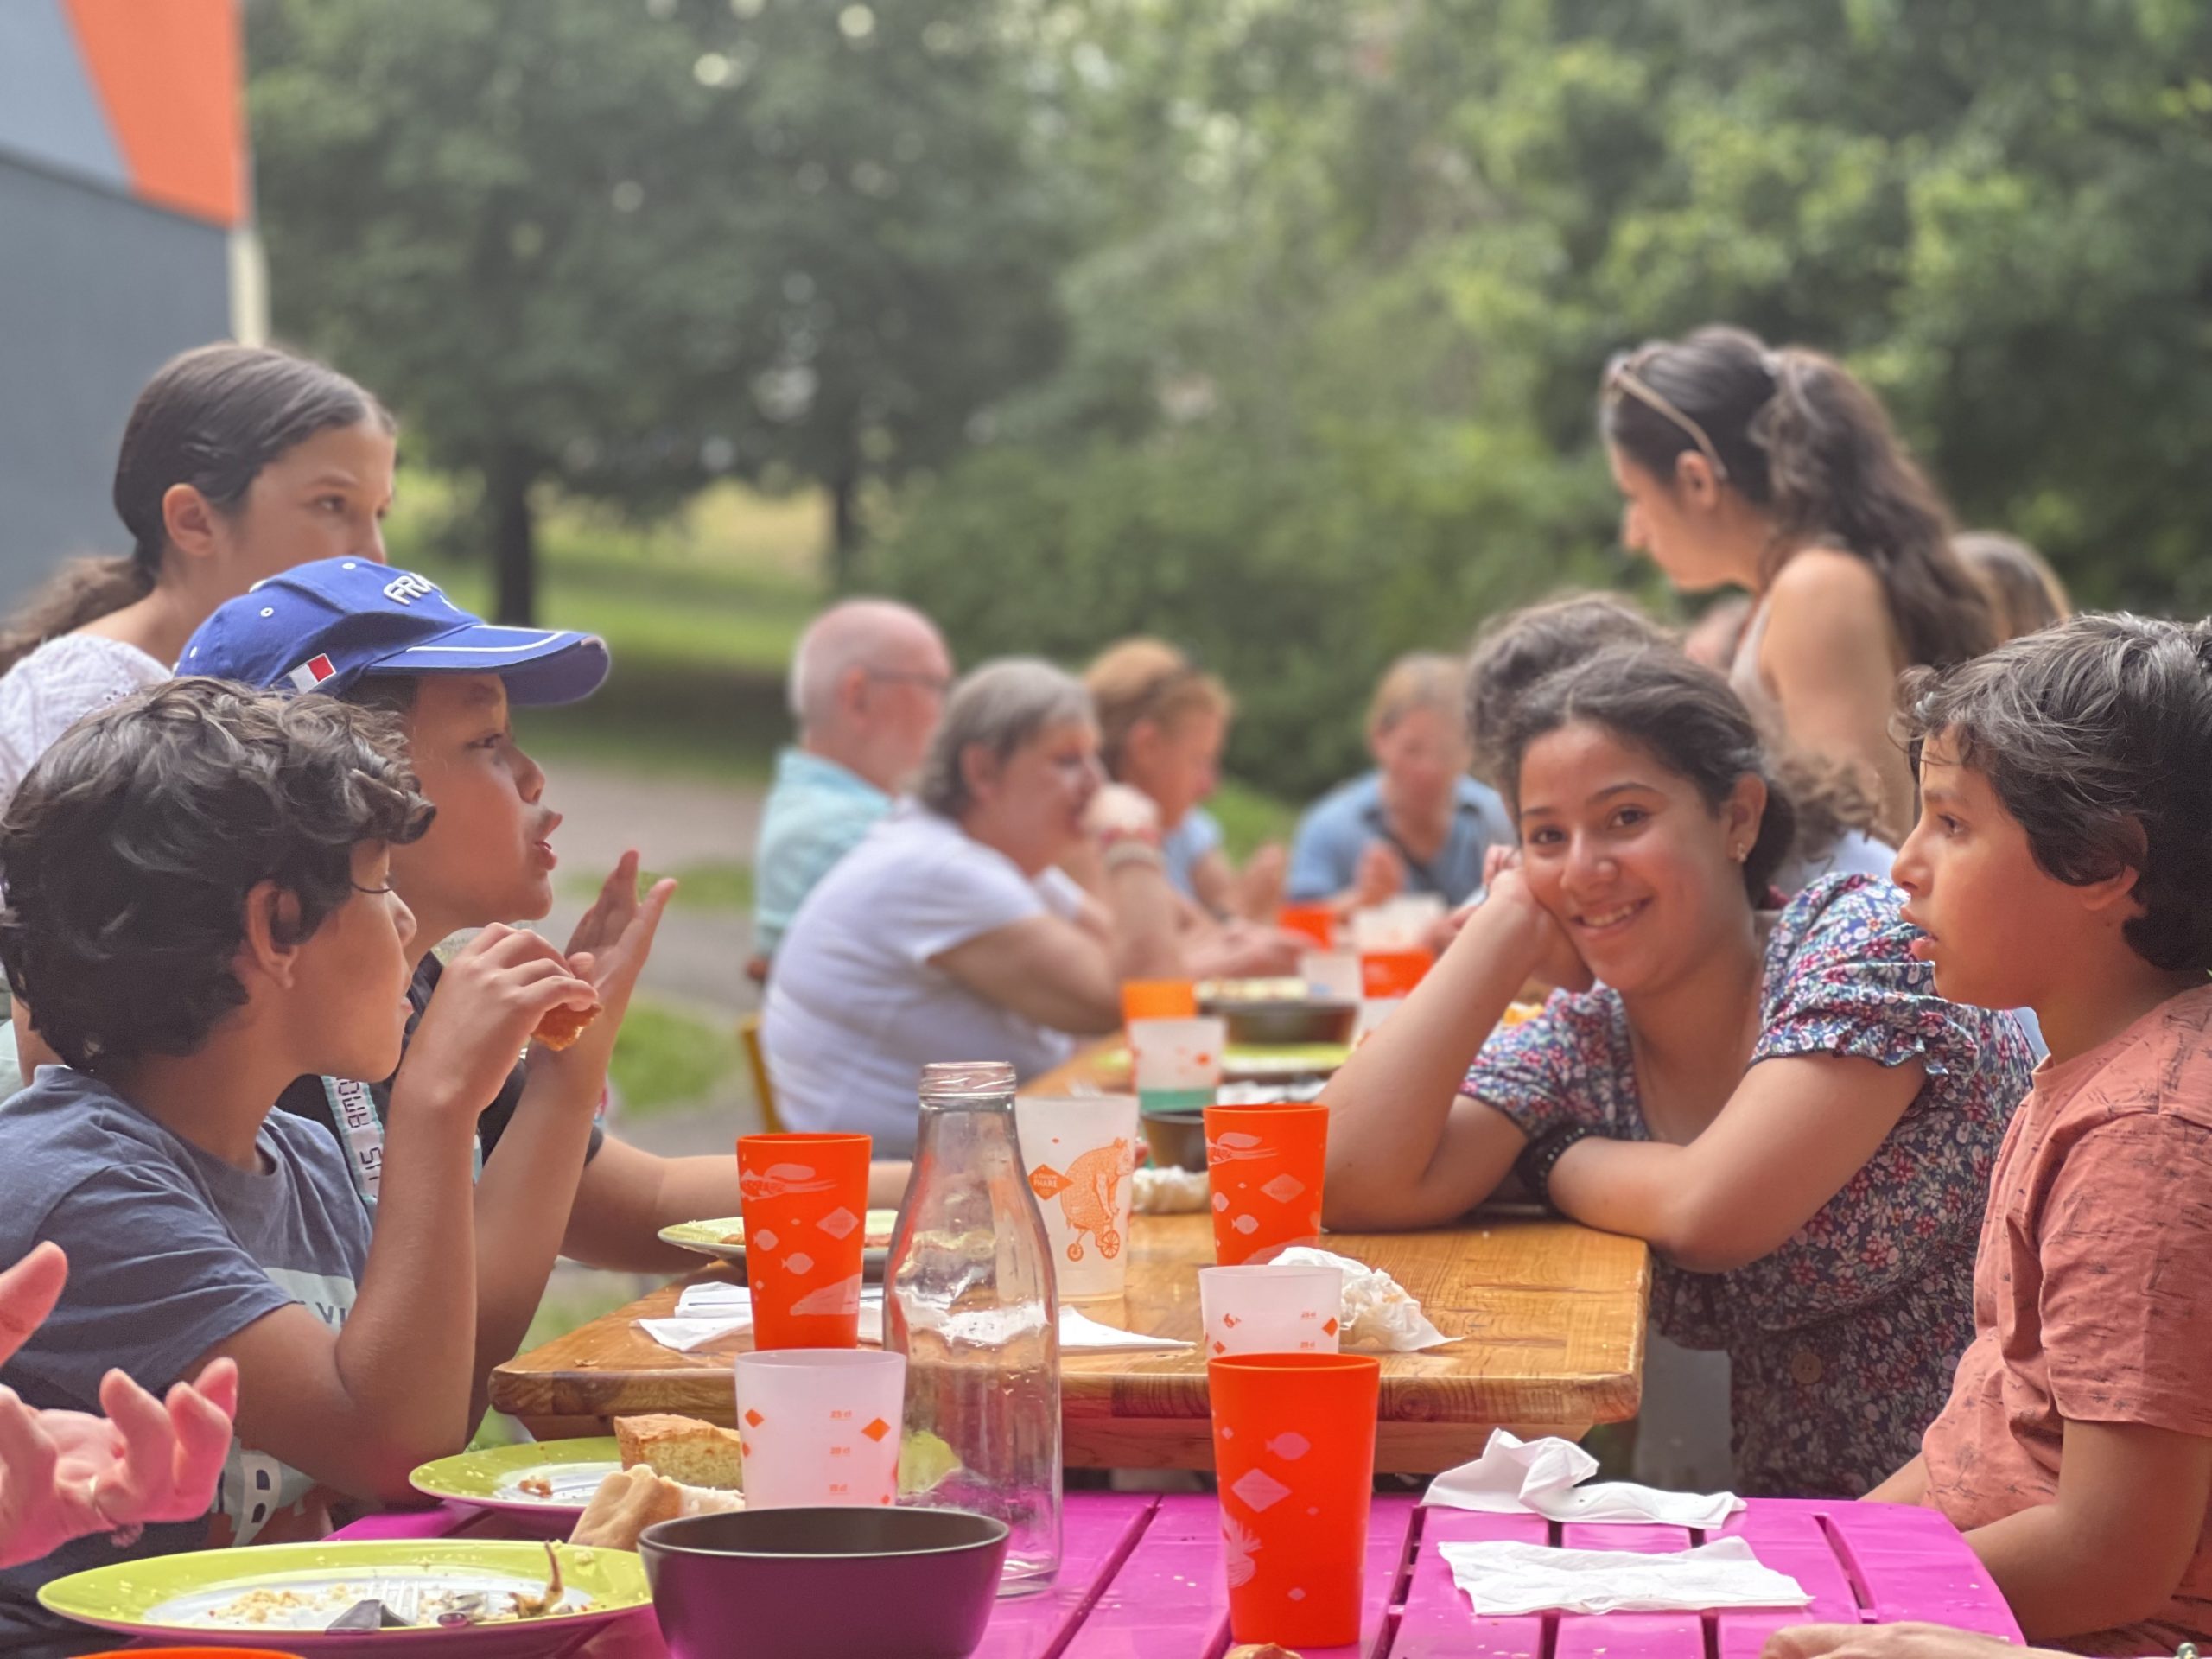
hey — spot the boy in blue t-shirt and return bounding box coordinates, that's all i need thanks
[175,560,908,1396]
[0,679,596,1653]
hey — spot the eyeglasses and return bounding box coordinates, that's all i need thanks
[1604,353,1730,482]
[865,669,951,695]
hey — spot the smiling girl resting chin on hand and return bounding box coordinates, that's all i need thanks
[1316,643,2033,1497]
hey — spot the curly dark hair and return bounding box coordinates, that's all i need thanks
[1465,593,1670,786]
[1468,594,1875,879]
[1497,644,1798,906]
[1899,613,2212,974]
[0,678,434,1072]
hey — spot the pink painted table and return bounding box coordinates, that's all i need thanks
[332,1491,2018,1657]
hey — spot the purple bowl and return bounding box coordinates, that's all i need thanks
[639,1506,1010,1659]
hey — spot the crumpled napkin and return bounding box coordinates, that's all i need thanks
[638,1283,1190,1354]
[1268,1246,1454,1351]
[1440,1535,1808,1616]
[1421,1428,1743,1527]
[1132,1166,1211,1214]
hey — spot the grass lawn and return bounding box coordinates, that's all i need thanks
[563,857,754,913]
[608,995,742,1120]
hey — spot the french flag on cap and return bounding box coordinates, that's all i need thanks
[286,654,338,692]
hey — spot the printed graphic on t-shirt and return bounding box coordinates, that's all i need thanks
[208,1268,358,1547]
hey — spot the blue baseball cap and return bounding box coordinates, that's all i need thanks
[180,557,611,705]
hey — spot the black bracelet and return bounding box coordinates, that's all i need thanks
[1513,1123,1598,1214]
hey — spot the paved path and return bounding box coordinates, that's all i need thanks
[537,761,765,1017]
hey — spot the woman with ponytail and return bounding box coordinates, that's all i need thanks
[1599,326,1993,842]
[1320,645,2033,1496]
[0,342,395,811]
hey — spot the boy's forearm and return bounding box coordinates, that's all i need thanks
[562,1137,714,1273]
[1967,1504,2171,1640]
[467,1065,603,1416]
[335,1109,481,1481]
[1864,1452,1930,1504]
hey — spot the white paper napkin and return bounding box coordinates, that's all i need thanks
[1269,1246,1454,1351]
[638,1286,1189,1353]
[1440,1536,1808,1616]
[1421,1429,1743,1526]
[1059,1307,1192,1351]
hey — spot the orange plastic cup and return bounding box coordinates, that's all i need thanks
[1204,1103,1327,1265]
[1359,948,1433,999]
[1276,902,1337,950]
[1122,979,1198,1022]
[737,1131,873,1349]
[1210,1352,1381,1648]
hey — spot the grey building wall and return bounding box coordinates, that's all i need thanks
[0,156,231,607]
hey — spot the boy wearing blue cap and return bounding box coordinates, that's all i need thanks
[176,559,905,1382]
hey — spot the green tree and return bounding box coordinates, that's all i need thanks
[877,0,2212,798]
[249,0,1070,618]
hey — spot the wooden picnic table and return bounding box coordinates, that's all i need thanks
[333,1491,2022,1657]
[490,1043,1653,1471]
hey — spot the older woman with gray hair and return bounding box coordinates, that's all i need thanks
[762,658,1183,1154]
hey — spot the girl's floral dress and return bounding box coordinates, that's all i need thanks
[1463,875,2035,1497]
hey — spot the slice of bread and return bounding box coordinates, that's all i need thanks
[614,1413,745,1490]
[569,1467,744,1551]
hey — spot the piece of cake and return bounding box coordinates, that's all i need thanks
[614,1413,745,1490]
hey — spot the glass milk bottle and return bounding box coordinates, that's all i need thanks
[886,1061,1063,1593]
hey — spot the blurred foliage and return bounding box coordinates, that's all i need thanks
[874,0,2212,797]
[248,0,1071,613]
[253,0,2212,797]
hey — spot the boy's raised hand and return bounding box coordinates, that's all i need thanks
[549,851,677,1067]
[395,924,600,1121]
[0,1243,238,1568]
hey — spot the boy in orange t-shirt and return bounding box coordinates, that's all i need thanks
[1872,614,2212,1654]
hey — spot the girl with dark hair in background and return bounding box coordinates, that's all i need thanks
[1320,644,2032,1496]
[0,342,395,813]
[1600,325,1994,843]
[1952,531,2071,642]
[1466,591,1891,896]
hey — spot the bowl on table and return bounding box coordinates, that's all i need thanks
[1140,1109,1209,1173]
[639,1507,1009,1659]
[1198,980,1358,1047]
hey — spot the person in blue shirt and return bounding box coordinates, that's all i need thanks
[753,599,954,963]
[1287,652,1512,912]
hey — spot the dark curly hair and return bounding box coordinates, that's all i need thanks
[1466,593,1670,787]
[1469,594,1873,881]
[1899,613,2212,974]
[1497,644,1798,906]
[0,678,434,1072]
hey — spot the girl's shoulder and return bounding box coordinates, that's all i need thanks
[1767,543,1888,610]
[1765,871,1913,974]
[0,630,168,709]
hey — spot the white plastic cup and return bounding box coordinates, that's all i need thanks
[1300,950,1364,1003]
[1351,896,1446,953]
[1130,1015,1226,1115]
[1199,1264,1346,1357]
[734,1349,906,1508]
[1014,1093,1141,1303]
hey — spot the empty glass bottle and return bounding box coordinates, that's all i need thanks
[886,1061,1063,1593]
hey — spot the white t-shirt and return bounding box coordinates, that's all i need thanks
[0,633,168,815]
[762,806,1086,1155]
